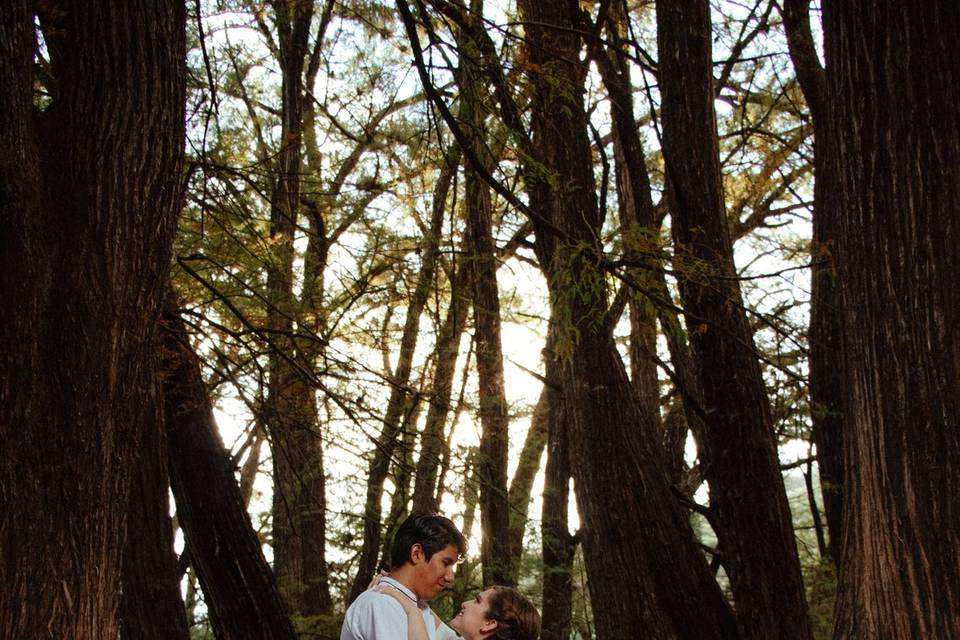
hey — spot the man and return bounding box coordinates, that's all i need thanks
[341,512,467,640]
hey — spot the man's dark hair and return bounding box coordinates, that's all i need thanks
[389,512,467,569]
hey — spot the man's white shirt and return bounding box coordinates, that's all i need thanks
[340,576,459,640]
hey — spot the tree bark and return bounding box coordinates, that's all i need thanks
[507,388,548,582]
[0,1,184,637]
[515,2,737,638]
[657,3,813,638]
[161,303,297,640]
[261,0,336,621]
[411,265,471,513]
[120,374,191,640]
[782,0,846,566]
[540,354,574,640]
[824,3,960,637]
[457,0,513,588]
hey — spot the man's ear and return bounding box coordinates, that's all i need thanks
[410,543,424,565]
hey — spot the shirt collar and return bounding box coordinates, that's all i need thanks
[380,575,425,608]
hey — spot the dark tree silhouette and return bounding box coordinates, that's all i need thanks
[0,2,185,637]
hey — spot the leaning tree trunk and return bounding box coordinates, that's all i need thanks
[591,1,701,483]
[507,388,548,581]
[514,2,737,638]
[448,447,482,608]
[0,2,184,637]
[656,3,813,638]
[411,262,471,513]
[824,3,960,637]
[782,0,846,566]
[161,303,297,640]
[377,395,423,570]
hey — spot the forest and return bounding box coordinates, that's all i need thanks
[1,1,958,639]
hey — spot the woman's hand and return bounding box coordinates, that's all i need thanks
[371,582,430,640]
[374,584,420,615]
[367,570,388,590]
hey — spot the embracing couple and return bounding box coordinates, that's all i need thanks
[340,512,541,640]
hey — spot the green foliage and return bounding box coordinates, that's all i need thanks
[550,247,611,362]
[189,619,215,640]
[804,561,837,640]
[293,612,346,640]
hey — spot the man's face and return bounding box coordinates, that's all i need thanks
[449,588,497,638]
[411,543,459,601]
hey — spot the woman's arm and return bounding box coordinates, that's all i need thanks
[373,585,430,640]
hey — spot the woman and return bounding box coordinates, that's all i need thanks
[375,581,541,640]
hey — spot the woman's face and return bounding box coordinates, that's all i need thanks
[449,588,497,639]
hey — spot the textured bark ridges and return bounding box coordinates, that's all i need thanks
[0,2,185,637]
[824,3,960,637]
[120,372,191,640]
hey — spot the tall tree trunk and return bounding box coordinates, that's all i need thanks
[378,395,423,569]
[411,264,471,513]
[782,0,846,567]
[507,388,548,581]
[282,1,349,617]
[434,334,476,508]
[239,424,265,507]
[449,447,482,606]
[540,351,574,640]
[120,374,191,640]
[514,3,737,637]
[0,2,184,637]
[605,16,663,435]
[656,3,813,638]
[590,5,705,485]
[161,304,297,640]
[823,3,960,637]
[348,144,454,602]
[262,0,335,621]
[803,455,829,561]
[457,0,512,588]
